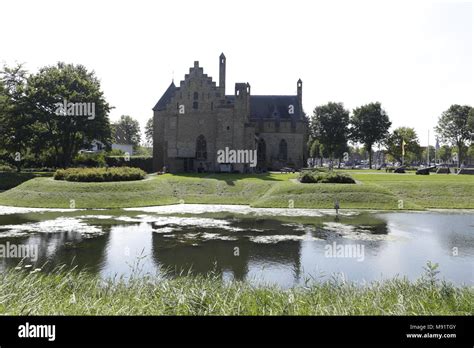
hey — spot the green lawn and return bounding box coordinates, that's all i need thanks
[0,171,472,209]
[0,172,53,190]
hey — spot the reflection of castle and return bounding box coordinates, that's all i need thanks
[151,231,302,282]
[0,229,111,275]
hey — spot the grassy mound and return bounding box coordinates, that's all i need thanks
[0,172,53,190]
[0,263,471,315]
[0,172,472,209]
[54,167,146,182]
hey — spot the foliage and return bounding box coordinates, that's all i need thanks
[299,171,355,184]
[53,167,146,182]
[350,102,391,169]
[0,164,15,172]
[112,115,141,148]
[105,156,153,173]
[435,104,472,165]
[145,117,153,146]
[72,152,106,167]
[310,102,349,161]
[0,64,39,171]
[437,145,452,163]
[385,127,420,163]
[1,63,112,168]
[0,261,471,315]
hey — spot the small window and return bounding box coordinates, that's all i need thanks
[193,92,199,100]
[193,101,198,110]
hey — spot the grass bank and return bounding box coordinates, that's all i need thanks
[0,264,472,315]
[0,172,472,209]
[0,172,53,190]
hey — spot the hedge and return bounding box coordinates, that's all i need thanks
[299,171,355,184]
[54,167,146,182]
[105,156,153,173]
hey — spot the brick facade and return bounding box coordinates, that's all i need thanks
[152,54,308,173]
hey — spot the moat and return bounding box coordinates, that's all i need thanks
[0,205,472,287]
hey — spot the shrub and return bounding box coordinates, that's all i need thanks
[53,167,146,182]
[72,152,106,167]
[298,171,355,184]
[0,164,15,172]
[299,172,316,183]
[105,156,153,173]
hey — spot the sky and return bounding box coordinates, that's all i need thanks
[1,0,472,145]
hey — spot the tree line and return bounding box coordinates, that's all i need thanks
[1,62,472,171]
[308,102,474,168]
[0,63,153,170]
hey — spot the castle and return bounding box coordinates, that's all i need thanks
[152,54,308,173]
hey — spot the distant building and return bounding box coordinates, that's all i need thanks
[112,143,134,156]
[152,53,308,173]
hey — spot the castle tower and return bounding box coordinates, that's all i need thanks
[297,78,302,114]
[219,53,226,95]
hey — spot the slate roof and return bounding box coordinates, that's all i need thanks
[226,95,302,119]
[153,81,177,111]
[152,82,302,119]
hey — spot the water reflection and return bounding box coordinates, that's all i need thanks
[0,207,472,287]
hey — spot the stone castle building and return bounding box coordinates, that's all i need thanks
[152,54,308,172]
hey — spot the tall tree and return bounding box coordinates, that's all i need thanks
[145,117,153,146]
[350,102,391,169]
[385,127,420,164]
[468,108,474,135]
[310,102,349,167]
[0,64,41,170]
[437,145,452,163]
[435,104,472,165]
[25,62,112,167]
[113,115,141,148]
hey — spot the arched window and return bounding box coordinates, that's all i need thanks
[193,101,198,110]
[279,139,287,161]
[196,135,207,160]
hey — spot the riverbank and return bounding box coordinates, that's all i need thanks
[1,265,472,315]
[0,172,472,209]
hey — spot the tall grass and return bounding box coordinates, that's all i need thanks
[0,262,472,315]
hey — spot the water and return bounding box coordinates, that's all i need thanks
[0,204,473,287]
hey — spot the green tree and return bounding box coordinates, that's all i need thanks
[310,102,349,168]
[145,117,153,146]
[421,146,435,165]
[25,62,112,167]
[113,115,141,148]
[0,64,41,170]
[309,138,323,166]
[385,127,420,164]
[437,145,452,163]
[350,102,391,169]
[468,108,474,133]
[435,104,472,165]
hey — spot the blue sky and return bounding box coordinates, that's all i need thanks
[2,0,472,145]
